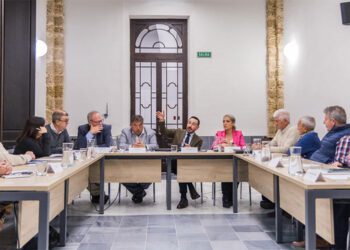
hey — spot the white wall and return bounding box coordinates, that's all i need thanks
[284,0,350,137]
[61,0,266,136]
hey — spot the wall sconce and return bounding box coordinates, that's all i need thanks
[36,39,48,58]
[284,39,299,64]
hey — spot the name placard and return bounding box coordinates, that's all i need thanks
[181,147,198,153]
[268,158,284,168]
[47,163,63,173]
[304,169,323,182]
[129,147,147,153]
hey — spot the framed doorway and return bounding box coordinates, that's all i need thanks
[130,19,188,129]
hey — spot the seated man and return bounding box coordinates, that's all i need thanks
[76,111,112,203]
[333,135,350,167]
[156,111,202,209]
[257,109,299,209]
[45,110,71,154]
[268,109,300,153]
[294,116,321,159]
[119,115,159,203]
[309,105,350,250]
[0,143,35,165]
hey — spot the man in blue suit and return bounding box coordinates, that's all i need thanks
[76,111,112,203]
[76,111,111,149]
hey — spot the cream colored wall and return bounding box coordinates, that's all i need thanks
[60,0,266,136]
[284,0,350,137]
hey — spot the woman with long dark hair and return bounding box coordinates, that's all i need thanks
[14,116,51,157]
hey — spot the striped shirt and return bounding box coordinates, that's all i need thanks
[335,135,350,167]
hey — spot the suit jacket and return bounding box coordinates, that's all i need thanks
[159,121,203,149]
[211,129,245,149]
[75,124,112,149]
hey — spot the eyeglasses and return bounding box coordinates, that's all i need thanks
[59,119,69,123]
[90,119,104,124]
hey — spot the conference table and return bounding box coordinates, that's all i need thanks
[2,150,350,250]
[0,156,104,250]
[233,153,350,250]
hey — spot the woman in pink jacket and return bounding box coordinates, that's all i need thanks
[211,114,245,208]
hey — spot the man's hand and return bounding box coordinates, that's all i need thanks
[90,124,103,134]
[0,161,12,175]
[25,151,36,160]
[38,126,47,135]
[132,142,145,148]
[332,161,343,168]
[156,111,165,122]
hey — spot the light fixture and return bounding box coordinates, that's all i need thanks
[284,39,299,64]
[36,39,48,58]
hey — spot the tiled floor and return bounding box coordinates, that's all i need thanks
[0,181,301,250]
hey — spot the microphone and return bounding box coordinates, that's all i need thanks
[103,103,109,119]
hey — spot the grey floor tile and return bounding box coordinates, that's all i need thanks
[147,232,177,242]
[94,216,122,227]
[114,232,146,242]
[207,231,239,241]
[237,232,271,241]
[111,241,146,249]
[232,225,263,232]
[176,224,205,234]
[178,241,213,250]
[210,240,248,250]
[66,234,85,243]
[146,240,178,250]
[77,243,112,250]
[53,246,79,250]
[81,232,115,244]
[117,226,147,234]
[67,226,91,235]
[147,226,176,234]
[177,232,209,242]
[204,225,235,233]
[243,240,280,250]
[148,215,175,226]
[120,216,148,227]
[67,216,97,226]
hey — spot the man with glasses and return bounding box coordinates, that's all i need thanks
[46,110,71,154]
[76,111,112,203]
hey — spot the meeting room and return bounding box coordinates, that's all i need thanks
[1,0,350,249]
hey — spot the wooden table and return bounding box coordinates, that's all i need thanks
[0,156,103,249]
[233,153,350,250]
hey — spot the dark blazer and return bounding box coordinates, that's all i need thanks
[159,122,203,149]
[75,124,112,149]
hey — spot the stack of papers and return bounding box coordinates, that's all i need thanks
[2,170,34,178]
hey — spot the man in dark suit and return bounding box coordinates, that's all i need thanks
[156,111,203,209]
[76,111,112,203]
[76,111,111,149]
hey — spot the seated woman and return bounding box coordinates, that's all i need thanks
[14,116,51,157]
[211,114,245,208]
[294,116,321,159]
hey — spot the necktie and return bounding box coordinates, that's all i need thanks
[184,133,191,145]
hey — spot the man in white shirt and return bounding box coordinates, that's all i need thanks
[269,109,300,153]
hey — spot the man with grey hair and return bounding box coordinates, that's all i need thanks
[310,105,350,163]
[293,116,320,159]
[45,110,71,154]
[76,111,112,203]
[269,109,300,153]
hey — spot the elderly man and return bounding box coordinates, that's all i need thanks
[257,109,299,209]
[309,106,350,250]
[119,115,159,203]
[76,111,112,203]
[293,116,321,159]
[156,111,202,209]
[0,143,35,165]
[269,109,300,153]
[45,110,71,154]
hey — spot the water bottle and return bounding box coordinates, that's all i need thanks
[289,146,303,176]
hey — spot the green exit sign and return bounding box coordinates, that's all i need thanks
[197,51,212,58]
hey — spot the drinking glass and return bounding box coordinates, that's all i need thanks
[62,142,74,167]
[289,146,303,176]
[80,148,87,161]
[87,139,96,159]
[243,143,252,155]
[36,162,48,176]
[171,145,178,152]
[253,138,262,150]
[110,136,118,152]
[261,141,271,162]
